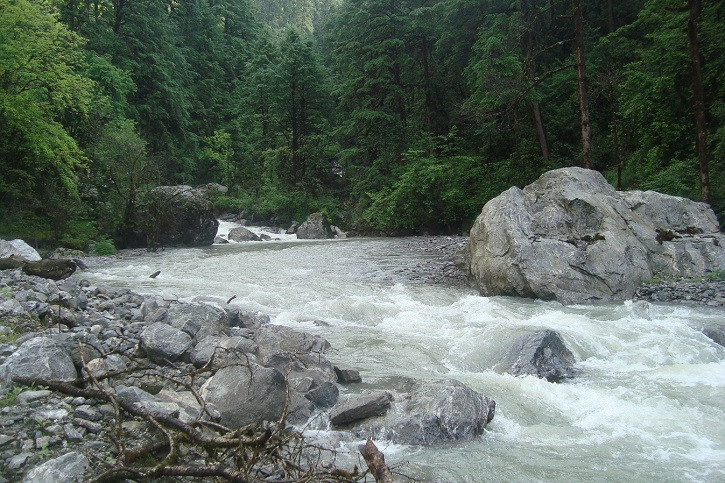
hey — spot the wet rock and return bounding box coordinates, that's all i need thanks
[305,381,339,408]
[202,363,287,428]
[285,222,300,235]
[139,323,193,364]
[329,392,393,427]
[228,227,261,242]
[226,307,269,330]
[497,329,576,382]
[701,324,725,346]
[214,236,229,244]
[22,451,89,482]
[334,366,362,384]
[296,213,333,239]
[361,380,495,445]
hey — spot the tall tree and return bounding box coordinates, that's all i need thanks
[573,0,593,168]
[686,0,709,203]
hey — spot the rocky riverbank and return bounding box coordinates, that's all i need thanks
[0,264,498,481]
[633,275,725,307]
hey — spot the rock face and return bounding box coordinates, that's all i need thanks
[458,168,724,304]
[296,212,333,239]
[0,239,41,261]
[497,330,576,381]
[360,380,495,445]
[143,185,219,247]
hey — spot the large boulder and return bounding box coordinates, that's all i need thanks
[296,212,333,239]
[496,330,576,381]
[0,337,78,390]
[143,185,219,247]
[201,363,287,428]
[228,226,261,242]
[359,380,495,445]
[458,168,725,304]
[0,239,41,261]
[167,302,230,342]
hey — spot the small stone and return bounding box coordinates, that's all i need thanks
[73,405,101,422]
[0,435,13,447]
[15,390,52,405]
[63,424,84,442]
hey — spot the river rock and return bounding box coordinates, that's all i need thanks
[0,239,41,261]
[296,212,333,239]
[701,324,725,347]
[139,322,193,364]
[360,380,495,445]
[0,337,78,390]
[286,221,300,234]
[201,363,287,428]
[142,185,219,247]
[256,325,331,361]
[190,335,256,368]
[22,451,89,482]
[228,227,261,242]
[167,302,229,341]
[329,391,393,426]
[458,167,725,304]
[334,366,362,384]
[497,330,576,381]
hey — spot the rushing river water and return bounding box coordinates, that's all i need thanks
[83,227,724,482]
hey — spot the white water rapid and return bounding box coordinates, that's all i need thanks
[83,232,724,482]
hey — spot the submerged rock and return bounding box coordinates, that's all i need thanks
[457,167,724,304]
[497,330,576,382]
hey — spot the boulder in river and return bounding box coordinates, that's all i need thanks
[359,380,495,445]
[457,167,725,304]
[497,329,576,382]
[228,226,261,242]
[296,212,333,239]
[330,391,393,426]
[142,185,219,247]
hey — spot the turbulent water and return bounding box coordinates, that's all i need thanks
[83,226,724,482]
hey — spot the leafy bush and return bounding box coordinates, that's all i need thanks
[93,237,116,255]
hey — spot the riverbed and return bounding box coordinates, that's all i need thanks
[82,233,725,482]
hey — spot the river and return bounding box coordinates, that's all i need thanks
[83,227,724,482]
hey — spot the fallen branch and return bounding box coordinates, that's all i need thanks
[359,437,394,483]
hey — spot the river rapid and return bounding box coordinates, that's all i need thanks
[83,228,724,482]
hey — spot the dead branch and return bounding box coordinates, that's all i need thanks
[359,437,394,483]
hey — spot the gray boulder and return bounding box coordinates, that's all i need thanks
[22,451,89,483]
[286,221,300,234]
[360,380,495,445]
[143,185,219,247]
[497,330,576,381]
[228,226,261,242]
[458,167,725,304]
[139,322,193,364]
[190,335,256,368]
[0,239,41,261]
[202,363,287,428]
[167,302,230,342]
[334,366,362,384]
[296,212,333,239]
[256,325,331,361]
[0,337,77,390]
[329,391,393,426]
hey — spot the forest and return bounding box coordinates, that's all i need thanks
[1,0,722,250]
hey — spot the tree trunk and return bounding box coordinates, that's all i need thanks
[687,0,710,204]
[521,0,550,160]
[573,0,593,169]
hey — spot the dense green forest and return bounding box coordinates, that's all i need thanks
[1,0,722,249]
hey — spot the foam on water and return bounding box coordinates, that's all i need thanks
[82,234,725,481]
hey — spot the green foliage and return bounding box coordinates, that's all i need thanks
[92,237,117,256]
[59,219,99,251]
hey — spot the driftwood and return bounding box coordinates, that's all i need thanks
[0,256,77,280]
[359,437,394,483]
